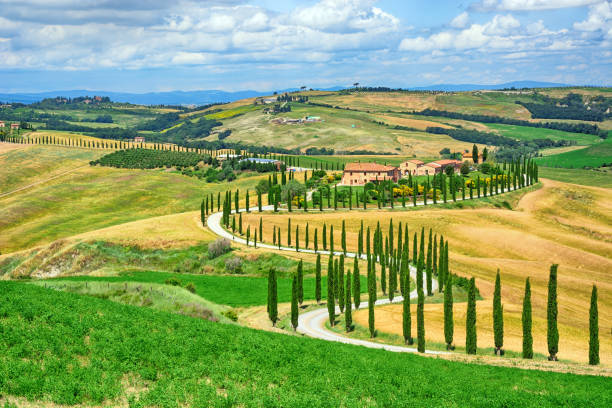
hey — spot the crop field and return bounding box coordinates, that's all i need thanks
[239,179,612,364]
[0,282,609,407]
[538,167,612,188]
[535,138,612,168]
[0,155,267,253]
[221,102,477,155]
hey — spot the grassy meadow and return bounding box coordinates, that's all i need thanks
[1,281,609,407]
[535,138,612,168]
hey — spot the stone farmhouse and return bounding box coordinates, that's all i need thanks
[399,159,462,176]
[340,163,400,186]
[461,151,483,164]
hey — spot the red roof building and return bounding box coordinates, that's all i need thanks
[341,163,400,185]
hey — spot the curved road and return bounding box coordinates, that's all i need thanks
[207,204,447,355]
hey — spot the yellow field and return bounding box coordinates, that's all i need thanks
[239,179,612,364]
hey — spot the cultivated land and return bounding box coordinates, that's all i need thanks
[1,86,611,405]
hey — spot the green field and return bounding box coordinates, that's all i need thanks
[1,282,609,407]
[535,138,612,168]
[49,269,356,307]
[539,167,612,188]
[485,123,600,145]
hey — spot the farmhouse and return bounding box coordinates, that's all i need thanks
[10,123,19,130]
[0,121,5,128]
[134,136,145,143]
[399,159,462,176]
[341,163,400,186]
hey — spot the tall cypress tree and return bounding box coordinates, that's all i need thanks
[493,270,504,355]
[345,270,353,332]
[327,255,335,326]
[287,219,291,247]
[297,260,304,305]
[417,288,425,352]
[338,256,345,313]
[200,199,205,225]
[438,236,445,293]
[315,254,322,304]
[291,273,299,331]
[323,223,327,250]
[426,229,432,296]
[267,268,278,326]
[589,285,599,365]
[353,256,361,309]
[444,274,454,350]
[522,277,533,359]
[466,277,477,354]
[403,272,413,345]
[368,259,376,338]
[341,220,347,255]
[314,228,319,253]
[547,264,559,361]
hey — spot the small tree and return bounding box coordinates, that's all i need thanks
[327,255,335,326]
[493,270,504,355]
[353,256,361,309]
[589,285,599,365]
[291,273,299,331]
[547,264,559,361]
[522,277,533,359]
[466,277,477,354]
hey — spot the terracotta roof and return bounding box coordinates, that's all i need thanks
[432,159,461,166]
[406,159,424,164]
[424,162,442,168]
[344,162,397,172]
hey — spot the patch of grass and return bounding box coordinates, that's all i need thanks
[539,167,612,188]
[1,281,609,407]
[31,280,232,323]
[485,123,600,145]
[535,138,612,168]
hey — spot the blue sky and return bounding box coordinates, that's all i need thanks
[0,0,610,93]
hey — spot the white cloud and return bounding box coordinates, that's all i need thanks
[547,39,576,49]
[574,1,612,32]
[450,12,469,28]
[474,0,600,10]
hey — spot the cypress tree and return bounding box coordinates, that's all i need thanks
[200,199,205,225]
[466,277,477,354]
[259,217,263,243]
[287,219,291,247]
[246,226,250,246]
[267,268,278,326]
[426,229,432,296]
[291,273,298,331]
[589,285,599,365]
[245,190,250,212]
[258,190,262,212]
[368,259,376,338]
[493,270,504,355]
[438,236,444,292]
[417,288,425,352]
[412,232,417,266]
[353,256,361,309]
[341,220,347,255]
[547,264,559,361]
[314,228,319,253]
[277,227,281,250]
[345,270,353,331]
[522,277,533,359]
[338,256,345,313]
[327,255,335,326]
[295,225,299,252]
[330,225,334,254]
[297,260,304,305]
[444,274,454,350]
[323,223,327,251]
[305,223,309,249]
[315,254,322,303]
[403,272,413,344]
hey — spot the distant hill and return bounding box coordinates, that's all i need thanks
[409,81,570,92]
[0,82,583,106]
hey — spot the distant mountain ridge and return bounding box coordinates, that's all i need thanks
[0,81,592,106]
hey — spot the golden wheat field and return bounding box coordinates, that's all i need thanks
[240,179,612,364]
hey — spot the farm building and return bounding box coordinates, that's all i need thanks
[134,136,145,143]
[340,163,400,186]
[462,152,483,164]
[399,159,462,176]
[10,123,19,130]
[0,121,5,128]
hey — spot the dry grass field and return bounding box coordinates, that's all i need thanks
[239,179,612,364]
